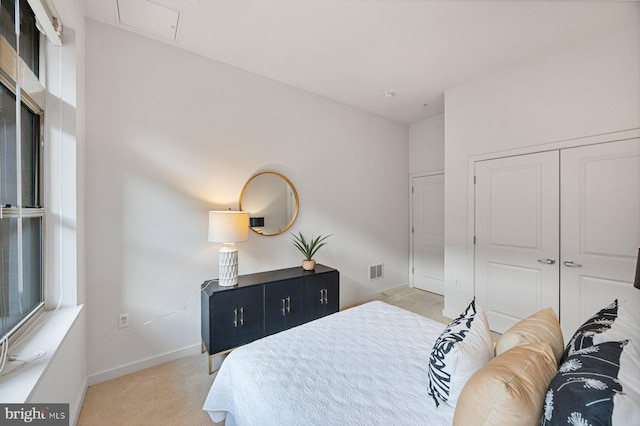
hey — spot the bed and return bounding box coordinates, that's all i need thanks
[204,295,640,425]
[203,301,456,425]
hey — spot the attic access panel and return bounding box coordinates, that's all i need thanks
[116,0,181,41]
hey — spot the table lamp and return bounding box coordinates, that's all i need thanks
[208,211,249,286]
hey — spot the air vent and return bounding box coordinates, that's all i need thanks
[369,264,384,281]
[117,0,181,41]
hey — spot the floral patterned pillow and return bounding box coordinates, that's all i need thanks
[541,340,627,425]
[542,298,640,425]
[560,300,618,364]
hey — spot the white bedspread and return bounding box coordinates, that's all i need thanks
[203,301,456,425]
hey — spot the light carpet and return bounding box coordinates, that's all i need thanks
[78,286,450,425]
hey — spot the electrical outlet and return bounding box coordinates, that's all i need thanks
[118,313,130,328]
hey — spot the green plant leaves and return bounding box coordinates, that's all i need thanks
[291,232,331,261]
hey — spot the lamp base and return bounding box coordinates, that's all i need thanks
[218,244,239,286]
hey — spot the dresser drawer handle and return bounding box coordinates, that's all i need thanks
[233,308,238,328]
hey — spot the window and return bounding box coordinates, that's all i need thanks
[0,0,40,77]
[0,0,44,346]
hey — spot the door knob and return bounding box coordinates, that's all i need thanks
[537,258,556,265]
[563,260,582,268]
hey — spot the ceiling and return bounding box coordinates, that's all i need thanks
[80,0,639,124]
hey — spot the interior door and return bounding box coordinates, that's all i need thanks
[560,139,640,338]
[475,152,560,333]
[411,174,445,295]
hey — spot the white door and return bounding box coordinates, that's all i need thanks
[475,152,560,333]
[560,139,640,338]
[411,174,444,295]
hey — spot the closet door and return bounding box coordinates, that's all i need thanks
[475,152,560,333]
[560,139,640,338]
[411,174,445,295]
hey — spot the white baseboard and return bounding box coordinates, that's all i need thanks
[376,282,409,295]
[87,343,202,386]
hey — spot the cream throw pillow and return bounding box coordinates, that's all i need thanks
[495,307,564,364]
[452,342,557,426]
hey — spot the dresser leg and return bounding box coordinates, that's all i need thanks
[209,353,229,375]
[209,354,218,375]
[207,349,232,375]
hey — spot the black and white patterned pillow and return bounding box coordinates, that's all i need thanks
[427,299,494,407]
[561,300,618,364]
[541,340,627,426]
[542,298,640,425]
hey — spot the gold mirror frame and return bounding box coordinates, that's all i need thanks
[239,172,299,236]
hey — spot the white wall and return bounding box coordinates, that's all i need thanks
[85,20,409,380]
[443,12,640,317]
[409,113,444,174]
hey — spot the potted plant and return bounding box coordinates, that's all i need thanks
[291,232,331,270]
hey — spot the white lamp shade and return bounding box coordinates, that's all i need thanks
[208,211,249,243]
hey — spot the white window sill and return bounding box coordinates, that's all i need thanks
[0,305,83,402]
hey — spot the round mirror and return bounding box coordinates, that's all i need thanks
[239,172,299,236]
